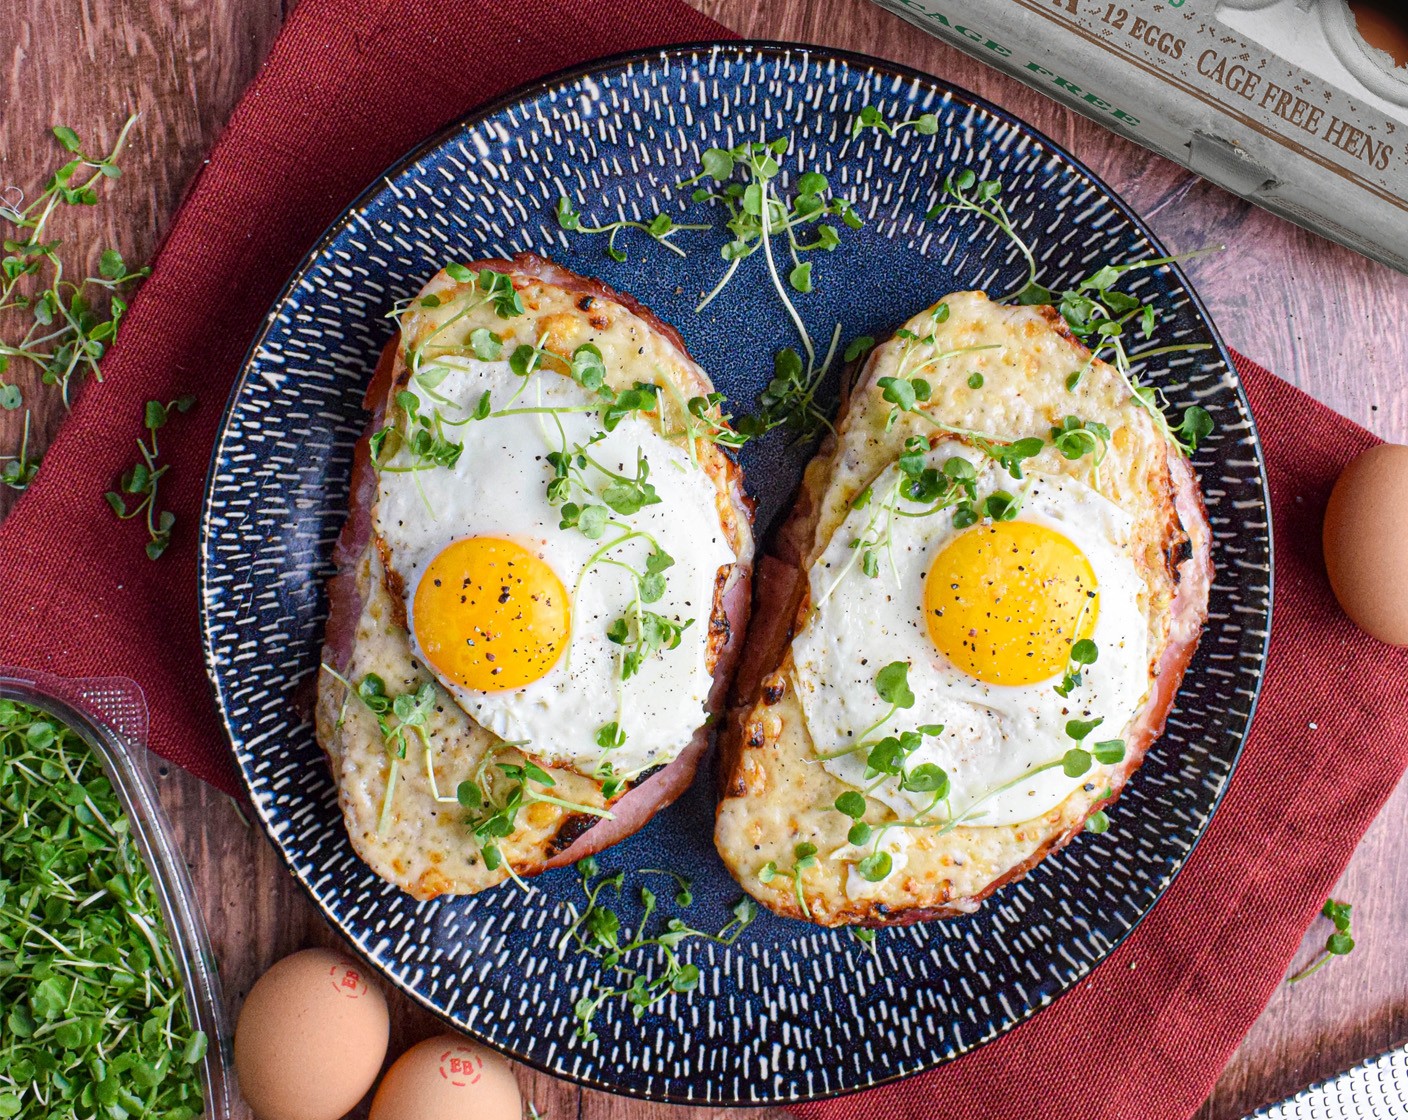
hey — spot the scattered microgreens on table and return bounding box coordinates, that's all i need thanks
[104,395,196,559]
[561,857,756,1042]
[0,698,208,1119]
[1287,898,1356,983]
[0,117,149,412]
[0,410,39,491]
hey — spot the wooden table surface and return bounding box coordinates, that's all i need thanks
[3,0,1406,1117]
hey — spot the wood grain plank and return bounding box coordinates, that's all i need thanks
[0,0,286,518]
[2,1,1405,1118]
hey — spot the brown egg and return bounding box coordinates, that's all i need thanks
[234,947,390,1120]
[1323,443,1408,645]
[369,1035,521,1120]
[1349,1,1408,68]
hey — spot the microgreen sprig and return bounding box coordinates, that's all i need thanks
[104,396,196,559]
[681,138,857,443]
[554,198,710,262]
[0,410,39,491]
[815,663,946,796]
[1054,632,1099,699]
[758,843,819,919]
[818,669,1129,878]
[680,138,862,306]
[816,446,980,605]
[1020,253,1218,454]
[1288,899,1356,983]
[323,669,437,836]
[911,719,1124,839]
[814,663,950,883]
[563,858,756,1041]
[926,170,1038,302]
[606,603,692,681]
[1050,415,1111,465]
[0,117,149,411]
[734,338,842,444]
[851,105,940,139]
[458,760,612,876]
[680,391,748,450]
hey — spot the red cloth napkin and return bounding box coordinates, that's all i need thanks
[0,1,1404,1117]
[795,350,1408,1120]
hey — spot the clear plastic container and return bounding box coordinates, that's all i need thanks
[0,666,235,1119]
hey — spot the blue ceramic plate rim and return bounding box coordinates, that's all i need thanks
[199,40,1274,1105]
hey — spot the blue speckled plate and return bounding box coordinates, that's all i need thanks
[199,42,1272,1105]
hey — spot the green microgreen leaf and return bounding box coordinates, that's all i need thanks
[1178,405,1214,452]
[469,327,503,361]
[902,763,950,796]
[1092,739,1126,765]
[1289,897,1359,983]
[1065,717,1104,742]
[856,851,893,882]
[874,661,915,709]
[844,335,875,363]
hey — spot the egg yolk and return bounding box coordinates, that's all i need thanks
[924,521,1098,686]
[413,537,569,692]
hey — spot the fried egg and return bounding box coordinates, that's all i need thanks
[372,356,735,778]
[790,439,1149,825]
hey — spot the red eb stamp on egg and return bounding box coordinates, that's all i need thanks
[438,1045,484,1087]
[328,963,368,999]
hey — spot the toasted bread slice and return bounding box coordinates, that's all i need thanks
[715,291,1210,926]
[317,255,754,899]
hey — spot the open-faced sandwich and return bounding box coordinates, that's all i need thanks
[317,254,754,899]
[715,290,1211,926]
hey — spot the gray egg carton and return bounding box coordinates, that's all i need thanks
[868,0,1408,273]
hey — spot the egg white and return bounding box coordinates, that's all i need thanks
[372,357,735,778]
[791,440,1150,826]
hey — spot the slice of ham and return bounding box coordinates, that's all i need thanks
[319,255,753,876]
[321,338,396,673]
